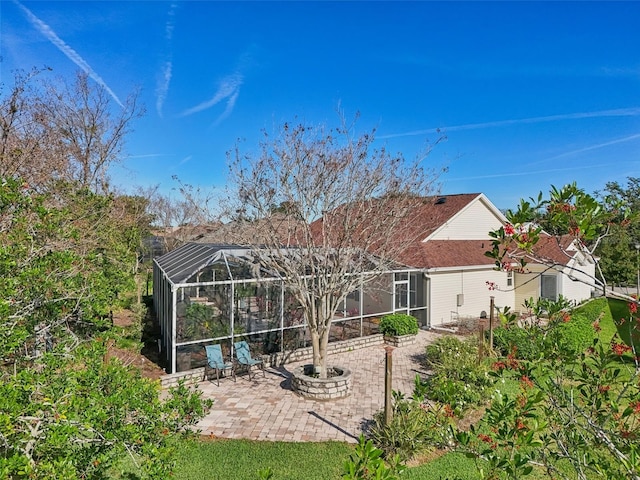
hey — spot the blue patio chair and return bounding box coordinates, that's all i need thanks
[233,341,265,380]
[204,344,235,386]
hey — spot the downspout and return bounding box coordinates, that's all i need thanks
[230,282,235,355]
[171,287,177,373]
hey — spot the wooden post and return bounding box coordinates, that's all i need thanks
[478,323,485,364]
[489,296,495,352]
[384,346,394,426]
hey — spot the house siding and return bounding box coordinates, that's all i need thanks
[428,268,514,327]
[561,259,595,305]
[514,261,595,311]
[430,198,504,241]
[514,265,547,313]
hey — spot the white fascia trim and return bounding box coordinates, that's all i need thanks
[423,264,499,274]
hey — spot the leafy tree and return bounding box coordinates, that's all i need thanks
[0,342,211,479]
[0,71,211,478]
[225,116,444,377]
[485,182,635,302]
[462,184,640,479]
[595,177,640,288]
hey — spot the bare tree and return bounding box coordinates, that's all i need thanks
[0,68,57,188]
[225,117,444,376]
[1,69,143,194]
[142,178,220,252]
[36,71,143,192]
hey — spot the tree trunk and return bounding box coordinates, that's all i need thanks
[309,295,334,378]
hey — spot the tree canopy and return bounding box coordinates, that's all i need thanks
[225,116,444,376]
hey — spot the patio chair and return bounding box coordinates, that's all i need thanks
[204,344,235,386]
[233,340,265,380]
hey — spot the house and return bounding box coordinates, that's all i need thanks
[389,193,596,327]
[152,192,596,372]
[512,234,596,311]
[394,194,597,326]
[387,193,515,328]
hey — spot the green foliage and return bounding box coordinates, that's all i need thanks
[343,434,406,480]
[368,392,452,462]
[595,177,640,286]
[493,325,546,361]
[422,336,494,414]
[257,467,275,480]
[379,314,419,337]
[547,312,596,357]
[486,183,630,289]
[460,304,640,478]
[0,178,148,363]
[455,383,547,479]
[0,342,212,479]
[494,297,596,362]
[494,313,596,361]
[524,295,574,320]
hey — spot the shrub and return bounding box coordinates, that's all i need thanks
[492,325,546,360]
[368,392,451,462]
[422,336,494,413]
[547,312,595,357]
[379,314,419,336]
[343,434,406,479]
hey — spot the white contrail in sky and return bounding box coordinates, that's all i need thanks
[212,91,239,126]
[379,107,640,139]
[447,162,631,182]
[14,0,124,108]
[156,1,179,117]
[180,73,243,117]
[448,132,640,181]
[545,133,640,161]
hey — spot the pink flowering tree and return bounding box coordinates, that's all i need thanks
[486,182,636,303]
[455,183,640,479]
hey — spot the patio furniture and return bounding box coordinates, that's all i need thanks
[204,344,235,386]
[233,341,265,380]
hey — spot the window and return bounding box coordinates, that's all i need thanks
[507,271,513,287]
[541,274,557,300]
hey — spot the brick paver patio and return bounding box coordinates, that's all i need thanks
[196,330,442,443]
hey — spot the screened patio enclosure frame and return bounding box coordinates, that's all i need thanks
[153,243,429,373]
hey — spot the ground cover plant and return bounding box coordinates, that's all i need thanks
[367,391,453,463]
[419,336,495,415]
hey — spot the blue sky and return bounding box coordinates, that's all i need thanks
[2,1,639,209]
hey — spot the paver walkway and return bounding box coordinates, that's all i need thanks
[196,330,442,443]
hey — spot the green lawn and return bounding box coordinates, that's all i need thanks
[575,297,639,351]
[170,439,483,480]
[173,438,352,480]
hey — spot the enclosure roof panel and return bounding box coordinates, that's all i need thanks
[154,243,256,284]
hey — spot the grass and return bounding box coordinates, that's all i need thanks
[402,452,478,479]
[575,297,640,353]
[170,439,492,480]
[171,438,353,480]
